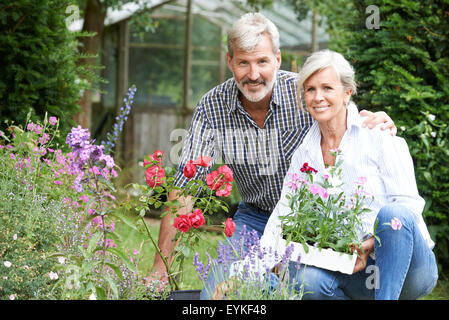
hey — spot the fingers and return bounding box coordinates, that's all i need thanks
[360,110,397,136]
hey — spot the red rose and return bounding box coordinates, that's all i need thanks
[194,155,212,167]
[217,165,233,182]
[183,160,197,179]
[188,209,206,229]
[173,214,191,233]
[206,170,225,191]
[144,150,164,167]
[224,218,235,237]
[145,165,165,188]
[216,182,232,197]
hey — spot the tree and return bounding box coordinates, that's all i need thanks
[0,0,85,144]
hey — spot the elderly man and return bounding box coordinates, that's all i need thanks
[149,12,396,289]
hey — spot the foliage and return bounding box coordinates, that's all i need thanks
[326,0,449,269]
[0,0,87,145]
[279,151,373,254]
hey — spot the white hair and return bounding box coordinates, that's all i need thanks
[227,12,280,58]
[297,50,357,105]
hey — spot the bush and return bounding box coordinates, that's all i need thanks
[0,0,84,145]
[327,0,449,269]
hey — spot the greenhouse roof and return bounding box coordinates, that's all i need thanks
[70,0,328,48]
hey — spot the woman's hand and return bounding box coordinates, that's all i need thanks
[351,237,375,274]
[360,110,397,136]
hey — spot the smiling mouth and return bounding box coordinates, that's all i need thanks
[242,79,266,87]
[314,105,329,112]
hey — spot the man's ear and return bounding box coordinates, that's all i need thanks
[275,50,281,69]
[226,52,232,72]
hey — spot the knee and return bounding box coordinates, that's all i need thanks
[376,203,414,228]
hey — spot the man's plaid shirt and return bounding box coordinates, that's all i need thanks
[174,70,313,213]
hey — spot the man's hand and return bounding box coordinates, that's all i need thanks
[351,237,374,274]
[360,110,397,136]
[143,271,169,292]
[212,277,240,300]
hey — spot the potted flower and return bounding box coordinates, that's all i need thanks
[277,149,374,274]
[126,150,235,295]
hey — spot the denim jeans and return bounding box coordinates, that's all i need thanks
[289,204,438,300]
[200,202,270,300]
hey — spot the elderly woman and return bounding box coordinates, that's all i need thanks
[217,49,438,300]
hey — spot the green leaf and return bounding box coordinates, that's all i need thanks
[107,247,137,273]
[105,262,124,281]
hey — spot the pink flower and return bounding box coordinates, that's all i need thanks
[224,218,235,237]
[79,195,89,203]
[188,209,206,228]
[391,217,402,230]
[183,160,197,179]
[145,165,165,188]
[144,150,164,167]
[53,180,62,185]
[194,155,212,167]
[206,171,224,191]
[216,182,233,197]
[173,214,192,233]
[217,165,233,182]
[356,177,368,185]
[49,116,57,125]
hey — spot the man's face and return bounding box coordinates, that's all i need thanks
[227,34,281,103]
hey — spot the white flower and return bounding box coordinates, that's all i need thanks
[89,292,97,300]
[49,271,59,280]
[58,257,66,264]
[13,234,17,240]
[9,294,16,300]
[400,126,406,131]
[430,132,437,138]
[428,114,435,121]
[3,261,12,268]
[328,175,342,187]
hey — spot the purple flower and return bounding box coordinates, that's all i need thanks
[66,126,91,150]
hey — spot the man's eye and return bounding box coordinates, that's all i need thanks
[324,86,333,90]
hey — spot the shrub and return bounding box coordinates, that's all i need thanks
[327,0,449,269]
[0,0,84,145]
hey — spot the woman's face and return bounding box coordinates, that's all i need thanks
[303,67,352,124]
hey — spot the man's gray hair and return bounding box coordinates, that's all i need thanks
[227,12,280,58]
[298,49,358,99]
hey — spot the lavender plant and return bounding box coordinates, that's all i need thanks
[194,226,305,300]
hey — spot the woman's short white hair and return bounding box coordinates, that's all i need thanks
[297,50,357,105]
[227,12,280,58]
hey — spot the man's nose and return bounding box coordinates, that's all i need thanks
[248,64,261,80]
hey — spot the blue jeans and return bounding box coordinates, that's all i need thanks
[200,202,270,300]
[289,204,438,300]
